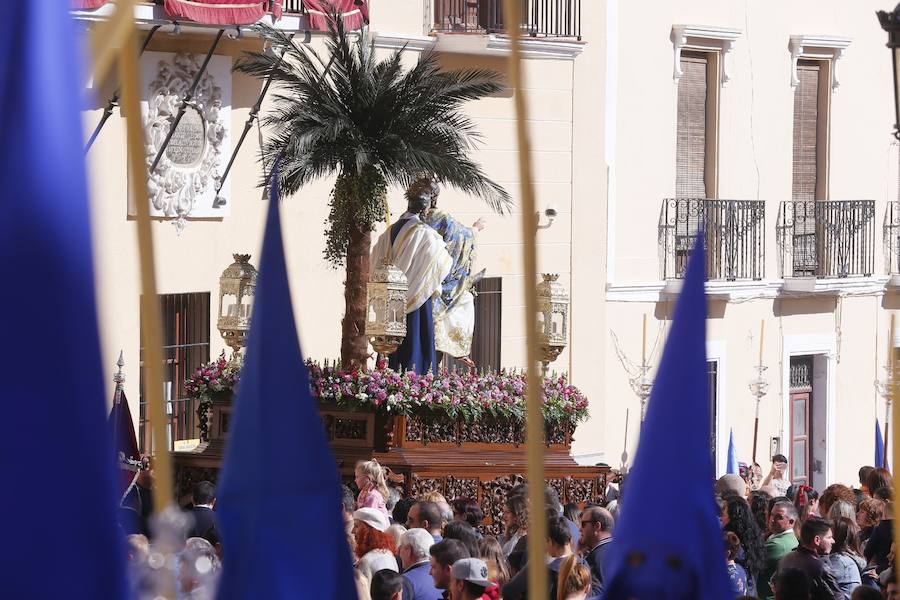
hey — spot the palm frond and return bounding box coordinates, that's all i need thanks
[235,13,512,213]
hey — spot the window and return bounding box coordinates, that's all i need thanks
[139,292,210,452]
[790,59,832,277]
[708,360,718,467]
[792,60,830,201]
[443,277,502,371]
[675,51,718,199]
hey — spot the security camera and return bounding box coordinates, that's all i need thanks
[544,205,558,219]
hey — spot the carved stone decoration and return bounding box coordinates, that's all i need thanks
[788,35,851,89]
[138,51,232,231]
[670,25,742,86]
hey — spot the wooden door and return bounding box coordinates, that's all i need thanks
[789,388,812,486]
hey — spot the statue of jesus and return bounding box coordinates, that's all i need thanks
[422,181,485,368]
[370,180,452,374]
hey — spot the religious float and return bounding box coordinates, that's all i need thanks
[172,255,610,534]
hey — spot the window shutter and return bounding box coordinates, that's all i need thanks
[792,62,819,201]
[676,53,708,199]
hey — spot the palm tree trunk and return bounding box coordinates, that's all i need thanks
[341,224,371,370]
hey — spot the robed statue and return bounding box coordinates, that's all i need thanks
[423,182,485,368]
[370,180,452,374]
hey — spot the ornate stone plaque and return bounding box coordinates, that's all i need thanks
[136,51,232,231]
[165,104,206,167]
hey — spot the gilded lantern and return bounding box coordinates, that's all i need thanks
[217,253,258,352]
[536,273,569,366]
[366,260,409,355]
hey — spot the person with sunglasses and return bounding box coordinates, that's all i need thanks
[578,506,614,597]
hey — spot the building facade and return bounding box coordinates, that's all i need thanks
[77,1,897,487]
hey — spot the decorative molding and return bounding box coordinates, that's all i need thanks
[373,32,437,52]
[138,51,232,231]
[430,33,585,60]
[606,276,889,302]
[789,35,852,89]
[671,25,741,86]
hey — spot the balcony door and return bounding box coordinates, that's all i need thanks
[789,356,814,486]
[791,59,831,277]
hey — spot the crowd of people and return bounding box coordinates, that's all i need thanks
[115,457,900,599]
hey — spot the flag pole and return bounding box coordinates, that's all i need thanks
[501,0,547,597]
[113,0,175,514]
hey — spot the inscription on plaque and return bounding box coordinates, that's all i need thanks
[165,105,206,167]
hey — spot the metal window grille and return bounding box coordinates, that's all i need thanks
[658,198,765,281]
[777,200,875,278]
[139,292,211,453]
[432,0,581,39]
[708,360,718,464]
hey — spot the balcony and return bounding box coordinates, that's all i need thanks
[658,198,766,282]
[433,0,582,39]
[885,202,900,285]
[777,200,875,280]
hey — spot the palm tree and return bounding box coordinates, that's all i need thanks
[236,15,511,369]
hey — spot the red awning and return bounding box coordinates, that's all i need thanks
[303,0,368,31]
[163,0,270,25]
[72,0,109,8]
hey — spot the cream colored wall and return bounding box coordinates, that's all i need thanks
[84,7,596,445]
[603,0,896,484]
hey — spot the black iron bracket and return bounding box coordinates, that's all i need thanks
[149,28,226,173]
[84,25,162,153]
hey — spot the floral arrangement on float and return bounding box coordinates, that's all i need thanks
[186,352,589,440]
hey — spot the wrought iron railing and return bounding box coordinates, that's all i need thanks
[658,198,766,281]
[777,200,876,278]
[885,201,900,276]
[433,0,581,39]
[282,0,305,13]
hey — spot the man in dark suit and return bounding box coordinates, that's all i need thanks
[187,481,219,545]
[579,506,614,597]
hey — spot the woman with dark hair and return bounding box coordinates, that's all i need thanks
[793,485,820,524]
[866,468,892,498]
[723,494,765,596]
[864,487,894,574]
[748,490,771,535]
[500,493,529,557]
[822,517,865,599]
[452,497,485,530]
[563,503,580,526]
[443,521,481,558]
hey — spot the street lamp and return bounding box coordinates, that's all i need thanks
[366,260,408,356]
[536,273,569,376]
[877,3,900,140]
[217,253,257,353]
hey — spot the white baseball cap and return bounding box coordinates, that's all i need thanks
[353,507,390,532]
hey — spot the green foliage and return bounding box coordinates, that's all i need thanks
[234,15,513,226]
[323,168,387,267]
